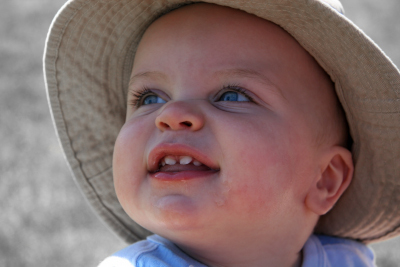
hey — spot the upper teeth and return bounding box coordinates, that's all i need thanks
[180,156,192,165]
[164,156,177,165]
[160,155,202,167]
[193,160,202,166]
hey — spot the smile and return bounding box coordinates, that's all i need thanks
[157,155,215,173]
[148,143,220,178]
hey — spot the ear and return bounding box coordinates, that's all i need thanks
[305,146,354,215]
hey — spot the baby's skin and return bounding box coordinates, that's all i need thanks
[113,3,353,267]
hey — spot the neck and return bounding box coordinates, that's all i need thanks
[158,209,318,267]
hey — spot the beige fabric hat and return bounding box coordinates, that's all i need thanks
[44,0,400,244]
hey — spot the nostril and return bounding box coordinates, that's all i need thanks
[181,121,192,127]
[159,122,170,129]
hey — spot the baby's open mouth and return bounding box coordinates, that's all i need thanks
[157,155,212,172]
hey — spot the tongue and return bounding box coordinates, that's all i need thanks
[159,164,211,172]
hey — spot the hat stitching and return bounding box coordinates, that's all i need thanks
[58,1,106,176]
[363,222,400,243]
[45,0,91,160]
[46,2,141,242]
[60,0,137,178]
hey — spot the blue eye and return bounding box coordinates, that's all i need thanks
[142,95,166,105]
[218,91,250,102]
[129,88,168,108]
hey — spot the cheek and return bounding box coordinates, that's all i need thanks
[214,116,309,214]
[218,115,291,182]
[113,118,153,213]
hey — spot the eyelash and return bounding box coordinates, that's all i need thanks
[129,84,254,108]
[219,84,254,102]
[129,87,153,108]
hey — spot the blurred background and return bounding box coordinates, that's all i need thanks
[1,0,399,266]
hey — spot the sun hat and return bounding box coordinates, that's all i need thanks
[44,0,400,244]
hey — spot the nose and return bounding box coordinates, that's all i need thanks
[155,100,205,131]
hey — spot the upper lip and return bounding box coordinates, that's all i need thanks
[147,143,220,173]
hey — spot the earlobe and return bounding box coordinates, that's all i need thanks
[305,146,354,215]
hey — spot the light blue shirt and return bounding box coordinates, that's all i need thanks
[98,234,376,267]
[302,235,375,266]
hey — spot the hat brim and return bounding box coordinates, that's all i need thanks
[44,0,400,243]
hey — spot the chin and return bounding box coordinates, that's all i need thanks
[137,198,207,235]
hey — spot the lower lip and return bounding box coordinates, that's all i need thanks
[150,170,217,181]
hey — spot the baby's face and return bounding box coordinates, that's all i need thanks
[113,4,338,244]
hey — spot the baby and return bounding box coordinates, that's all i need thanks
[44,0,400,266]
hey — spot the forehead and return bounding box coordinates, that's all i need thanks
[132,3,334,107]
[133,3,329,82]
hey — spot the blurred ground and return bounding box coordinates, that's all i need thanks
[0,0,399,266]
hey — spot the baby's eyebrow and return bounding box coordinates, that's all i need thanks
[129,71,168,87]
[129,69,284,99]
